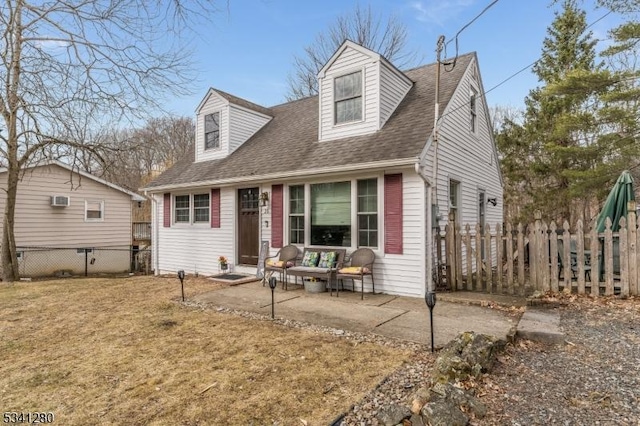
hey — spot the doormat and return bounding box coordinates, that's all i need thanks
[210,273,260,285]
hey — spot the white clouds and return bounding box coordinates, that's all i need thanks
[409,0,476,25]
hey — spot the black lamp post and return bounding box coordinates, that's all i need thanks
[178,270,185,301]
[425,291,437,352]
[268,276,277,319]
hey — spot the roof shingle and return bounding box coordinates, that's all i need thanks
[145,53,474,189]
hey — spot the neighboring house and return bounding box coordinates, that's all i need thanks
[142,40,503,297]
[0,161,145,277]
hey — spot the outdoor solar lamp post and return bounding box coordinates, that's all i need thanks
[178,270,185,302]
[425,291,437,352]
[268,277,277,319]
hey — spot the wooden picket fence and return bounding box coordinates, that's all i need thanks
[438,203,639,297]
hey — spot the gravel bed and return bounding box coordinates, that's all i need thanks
[481,297,640,425]
[184,295,640,425]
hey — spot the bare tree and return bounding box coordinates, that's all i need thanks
[0,1,220,282]
[286,4,419,100]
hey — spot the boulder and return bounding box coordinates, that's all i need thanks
[430,382,487,419]
[376,403,411,426]
[421,400,468,426]
[432,331,505,383]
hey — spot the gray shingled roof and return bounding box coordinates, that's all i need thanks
[145,53,474,190]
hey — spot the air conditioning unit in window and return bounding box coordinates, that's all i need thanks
[51,195,70,207]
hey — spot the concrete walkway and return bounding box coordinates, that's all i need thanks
[193,281,525,348]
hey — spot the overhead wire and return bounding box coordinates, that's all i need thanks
[442,0,501,71]
[436,9,615,124]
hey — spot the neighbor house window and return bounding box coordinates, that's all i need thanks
[449,180,460,224]
[85,200,104,221]
[289,185,305,244]
[470,87,478,133]
[193,193,210,223]
[311,182,351,246]
[174,195,190,223]
[76,248,93,255]
[357,179,378,247]
[204,112,220,150]
[334,71,362,124]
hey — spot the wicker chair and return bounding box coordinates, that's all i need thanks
[263,245,299,290]
[336,248,375,300]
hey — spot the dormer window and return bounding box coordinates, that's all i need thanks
[204,112,220,150]
[334,71,363,124]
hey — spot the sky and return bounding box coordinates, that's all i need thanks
[165,0,624,117]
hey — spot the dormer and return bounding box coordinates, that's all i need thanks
[195,89,272,163]
[317,40,413,142]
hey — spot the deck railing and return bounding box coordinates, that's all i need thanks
[132,222,151,241]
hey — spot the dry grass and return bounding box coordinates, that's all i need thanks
[0,276,410,425]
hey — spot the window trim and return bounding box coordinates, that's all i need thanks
[173,193,213,225]
[285,175,382,251]
[470,86,478,133]
[333,69,364,126]
[173,194,191,224]
[449,179,461,225]
[204,111,221,150]
[192,193,210,223]
[357,178,378,248]
[288,184,305,245]
[84,200,104,222]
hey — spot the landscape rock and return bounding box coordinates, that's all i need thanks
[420,400,468,426]
[432,331,505,383]
[430,382,487,419]
[409,386,431,414]
[375,403,411,426]
[408,413,426,426]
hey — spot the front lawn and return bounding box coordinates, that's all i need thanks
[0,276,410,425]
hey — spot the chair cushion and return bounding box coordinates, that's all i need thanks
[266,260,294,268]
[317,251,336,268]
[301,251,320,267]
[338,266,370,274]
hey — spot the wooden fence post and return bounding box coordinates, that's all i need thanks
[604,218,614,296]
[455,222,463,290]
[562,221,571,293]
[444,222,456,291]
[475,223,483,291]
[550,221,559,293]
[627,201,637,296]
[541,221,550,292]
[590,220,600,296]
[620,217,629,297]
[484,224,493,293]
[576,220,586,295]
[529,222,538,292]
[465,224,473,291]
[496,223,503,294]
[517,223,525,295]
[506,222,514,295]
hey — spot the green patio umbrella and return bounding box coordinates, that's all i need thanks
[596,170,636,232]
[596,170,635,232]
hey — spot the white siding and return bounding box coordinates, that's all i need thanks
[319,46,380,142]
[373,172,426,297]
[228,106,271,154]
[379,62,412,128]
[157,187,235,275]
[421,57,503,233]
[0,164,132,248]
[195,93,229,163]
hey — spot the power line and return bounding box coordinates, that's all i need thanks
[437,9,615,123]
[443,0,501,70]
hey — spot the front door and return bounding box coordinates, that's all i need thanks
[238,188,260,265]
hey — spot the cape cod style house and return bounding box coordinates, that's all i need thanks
[142,41,503,297]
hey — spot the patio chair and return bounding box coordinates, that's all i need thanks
[336,248,375,300]
[263,244,299,290]
[557,239,591,281]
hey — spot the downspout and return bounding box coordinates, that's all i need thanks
[415,163,433,295]
[145,190,159,275]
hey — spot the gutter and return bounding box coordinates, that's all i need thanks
[141,158,418,193]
